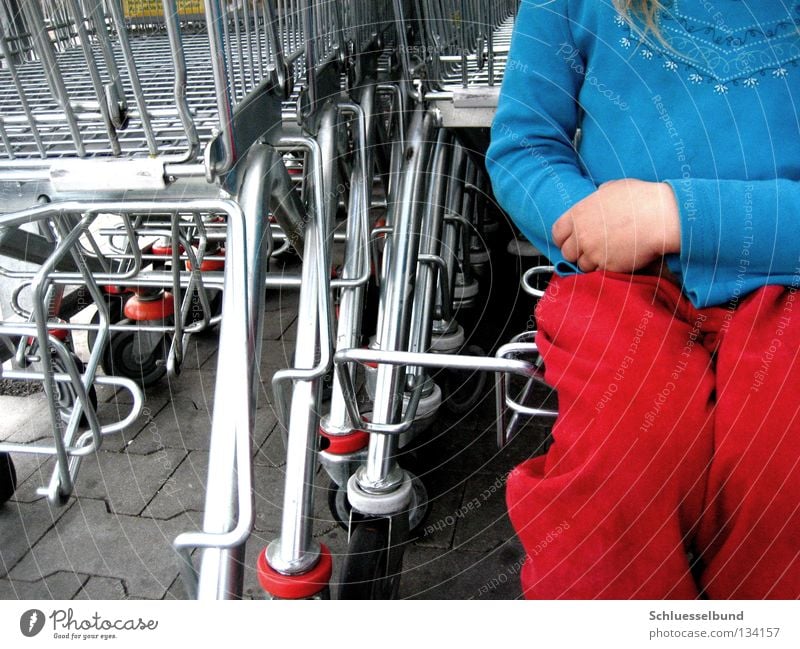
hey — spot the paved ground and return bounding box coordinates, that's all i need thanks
[0,255,553,600]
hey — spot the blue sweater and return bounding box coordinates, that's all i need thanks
[486,0,800,308]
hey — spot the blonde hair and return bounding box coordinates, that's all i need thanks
[614,0,665,42]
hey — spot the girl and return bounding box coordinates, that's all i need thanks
[487,0,800,599]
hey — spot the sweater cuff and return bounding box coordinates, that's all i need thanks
[664,178,720,307]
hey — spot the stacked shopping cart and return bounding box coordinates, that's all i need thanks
[0,0,550,600]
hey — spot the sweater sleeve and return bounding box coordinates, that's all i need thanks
[664,177,800,308]
[486,0,597,273]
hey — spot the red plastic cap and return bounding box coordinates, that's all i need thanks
[257,544,332,599]
[186,248,225,272]
[27,325,70,345]
[186,258,225,272]
[151,243,185,256]
[123,292,175,321]
[319,426,369,455]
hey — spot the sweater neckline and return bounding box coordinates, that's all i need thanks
[618,1,800,84]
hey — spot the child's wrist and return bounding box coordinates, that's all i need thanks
[658,182,681,254]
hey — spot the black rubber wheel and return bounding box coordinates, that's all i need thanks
[103,323,169,387]
[337,517,407,600]
[0,452,17,504]
[87,295,126,356]
[188,289,223,333]
[441,344,489,414]
[327,476,430,537]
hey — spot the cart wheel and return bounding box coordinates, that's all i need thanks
[441,344,489,414]
[103,323,169,387]
[327,476,429,536]
[188,289,223,332]
[87,294,126,358]
[0,452,17,505]
[337,517,407,600]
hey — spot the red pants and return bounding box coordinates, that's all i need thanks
[506,272,800,599]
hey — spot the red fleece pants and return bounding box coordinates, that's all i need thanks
[506,271,800,599]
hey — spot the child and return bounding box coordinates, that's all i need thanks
[487,0,800,598]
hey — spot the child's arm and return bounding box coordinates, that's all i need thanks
[662,178,800,308]
[486,0,597,271]
[551,178,681,273]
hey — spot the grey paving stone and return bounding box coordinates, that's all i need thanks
[94,382,121,405]
[242,532,271,600]
[9,498,200,599]
[162,574,187,600]
[257,340,296,378]
[0,393,54,444]
[0,498,75,578]
[9,457,56,503]
[251,462,287,534]
[125,398,209,455]
[264,284,301,313]
[0,571,87,599]
[419,401,549,479]
[73,576,128,600]
[7,453,52,498]
[127,398,277,457]
[93,397,170,452]
[262,311,297,341]
[397,540,524,600]
[156,369,218,409]
[181,334,220,371]
[278,318,298,342]
[452,471,517,553]
[253,429,285,468]
[142,451,208,519]
[102,369,218,412]
[414,473,466,550]
[72,449,186,516]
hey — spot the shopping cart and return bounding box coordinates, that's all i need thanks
[0,1,342,592]
[265,0,532,600]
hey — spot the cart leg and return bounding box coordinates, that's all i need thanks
[258,108,338,599]
[337,106,436,599]
[194,143,275,599]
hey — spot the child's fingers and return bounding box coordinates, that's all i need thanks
[552,212,573,246]
[577,255,599,272]
[559,233,580,263]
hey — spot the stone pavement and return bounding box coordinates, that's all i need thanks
[0,266,554,600]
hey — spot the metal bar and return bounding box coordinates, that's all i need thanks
[269,129,334,575]
[362,106,434,489]
[160,0,201,162]
[105,0,159,155]
[325,92,374,433]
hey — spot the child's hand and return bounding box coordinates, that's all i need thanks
[551,179,681,272]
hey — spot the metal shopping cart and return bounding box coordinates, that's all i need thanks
[1,0,544,601]
[0,0,347,583]
[272,0,543,600]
